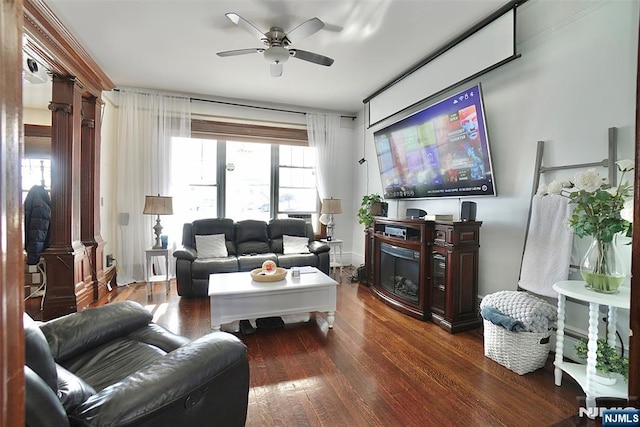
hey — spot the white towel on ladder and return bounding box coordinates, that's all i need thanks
[518,194,574,298]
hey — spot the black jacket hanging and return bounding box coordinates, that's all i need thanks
[24,184,51,265]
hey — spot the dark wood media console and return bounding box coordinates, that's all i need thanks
[368,217,482,333]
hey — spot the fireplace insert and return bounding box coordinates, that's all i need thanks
[379,243,421,306]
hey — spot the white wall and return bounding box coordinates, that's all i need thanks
[351,0,638,285]
[23,107,50,125]
[350,0,638,343]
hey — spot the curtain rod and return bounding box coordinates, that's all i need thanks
[190,97,356,120]
[111,89,356,119]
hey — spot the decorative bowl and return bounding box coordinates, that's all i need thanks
[250,267,287,282]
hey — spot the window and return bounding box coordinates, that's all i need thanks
[171,136,319,228]
[21,158,51,203]
[172,137,218,220]
[22,125,52,203]
[278,145,317,214]
[225,141,271,221]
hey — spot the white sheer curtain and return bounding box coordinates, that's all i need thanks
[306,112,341,205]
[115,89,191,284]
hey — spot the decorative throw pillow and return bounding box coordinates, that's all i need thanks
[283,235,310,254]
[195,234,228,258]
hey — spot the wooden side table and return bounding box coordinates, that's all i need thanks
[552,280,629,416]
[145,248,170,297]
[321,238,343,279]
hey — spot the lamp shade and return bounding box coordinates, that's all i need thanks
[321,198,342,215]
[143,195,173,216]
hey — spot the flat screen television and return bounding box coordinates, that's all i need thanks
[373,84,496,200]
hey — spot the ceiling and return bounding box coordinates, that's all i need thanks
[27,0,513,115]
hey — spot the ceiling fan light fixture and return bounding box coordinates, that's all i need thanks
[219,13,333,76]
[263,46,290,64]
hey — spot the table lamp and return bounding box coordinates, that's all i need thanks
[143,194,173,249]
[321,198,342,240]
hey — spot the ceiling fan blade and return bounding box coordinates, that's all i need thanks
[289,49,334,67]
[217,48,263,57]
[286,17,324,44]
[225,13,266,42]
[270,63,283,77]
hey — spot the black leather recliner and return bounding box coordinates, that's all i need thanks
[24,301,249,426]
[174,218,330,297]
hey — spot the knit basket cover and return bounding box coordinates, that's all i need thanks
[480,290,557,333]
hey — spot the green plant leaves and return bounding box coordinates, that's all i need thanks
[357,194,384,227]
[575,338,628,381]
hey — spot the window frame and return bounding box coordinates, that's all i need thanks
[276,144,318,218]
[185,119,320,227]
[22,124,52,202]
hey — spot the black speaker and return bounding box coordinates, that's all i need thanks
[460,201,476,221]
[406,208,427,219]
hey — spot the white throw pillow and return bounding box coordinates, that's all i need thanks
[283,235,310,254]
[195,234,228,258]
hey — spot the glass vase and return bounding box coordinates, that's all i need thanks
[580,235,626,294]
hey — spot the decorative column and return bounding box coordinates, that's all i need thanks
[81,95,107,300]
[41,75,88,319]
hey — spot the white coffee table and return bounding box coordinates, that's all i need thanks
[208,267,338,332]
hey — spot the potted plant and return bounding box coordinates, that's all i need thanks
[357,194,388,228]
[575,338,629,384]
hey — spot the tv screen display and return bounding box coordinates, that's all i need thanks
[373,84,496,200]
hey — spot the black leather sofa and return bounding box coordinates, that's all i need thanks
[24,301,249,426]
[174,218,330,297]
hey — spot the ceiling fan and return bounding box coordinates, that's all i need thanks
[217,13,334,77]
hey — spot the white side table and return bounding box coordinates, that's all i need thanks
[321,238,343,279]
[145,248,170,297]
[552,280,630,416]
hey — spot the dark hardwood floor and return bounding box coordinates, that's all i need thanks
[26,267,605,426]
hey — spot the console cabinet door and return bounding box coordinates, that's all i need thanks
[451,246,480,321]
[430,247,447,315]
[433,223,481,333]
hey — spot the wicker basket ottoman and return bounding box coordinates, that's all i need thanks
[483,319,551,375]
[481,290,556,375]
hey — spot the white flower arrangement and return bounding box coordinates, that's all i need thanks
[537,159,634,242]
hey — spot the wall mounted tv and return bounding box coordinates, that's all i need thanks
[373,84,496,200]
